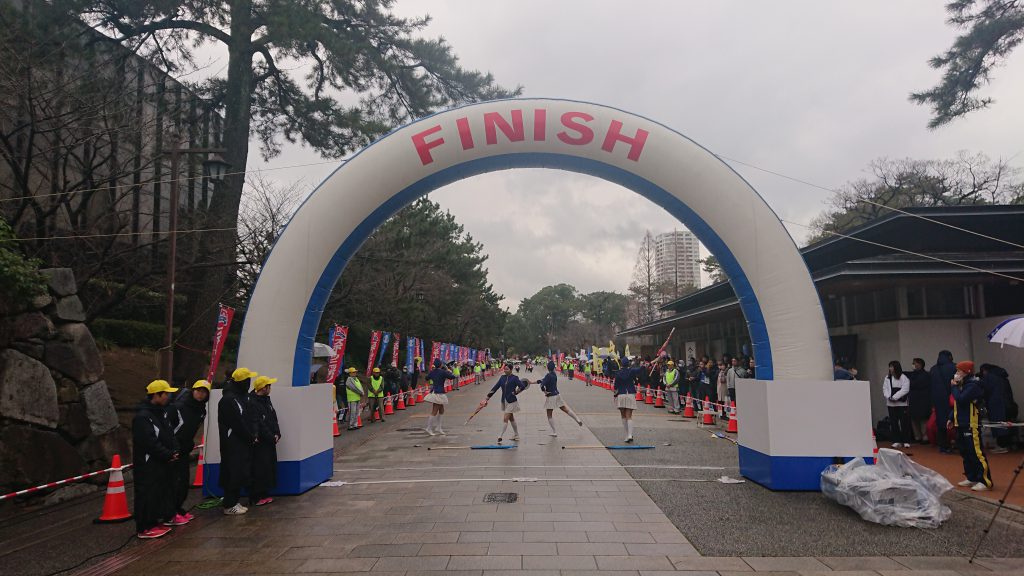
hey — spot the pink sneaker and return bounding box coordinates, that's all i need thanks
[138,526,171,539]
[162,514,190,526]
[255,497,274,506]
[182,512,195,522]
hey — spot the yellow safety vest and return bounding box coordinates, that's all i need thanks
[368,376,383,398]
[664,369,678,387]
[346,377,364,402]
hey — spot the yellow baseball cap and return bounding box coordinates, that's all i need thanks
[345,367,357,374]
[667,361,675,366]
[192,380,212,390]
[146,380,178,394]
[232,367,258,381]
[372,367,380,373]
[253,375,277,391]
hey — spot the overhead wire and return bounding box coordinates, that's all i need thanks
[716,154,1024,251]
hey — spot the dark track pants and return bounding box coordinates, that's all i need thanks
[957,428,992,487]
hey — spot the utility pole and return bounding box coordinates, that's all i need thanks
[161,137,230,382]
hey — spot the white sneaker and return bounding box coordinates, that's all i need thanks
[902,443,913,449]
[958,479,974,487]
[511,436,519,441]
[971,482,990,492]
[425,428,436,436]
[438,429,447,436]
[223,504,248,515]
[891,442,901,448]
[548,432,558,437]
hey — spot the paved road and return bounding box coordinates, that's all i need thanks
[2,371,1022,575]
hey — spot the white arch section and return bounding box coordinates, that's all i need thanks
[240,99,833,384]
[212,99,871,493]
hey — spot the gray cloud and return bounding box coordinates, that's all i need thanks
[247,0,1024,310]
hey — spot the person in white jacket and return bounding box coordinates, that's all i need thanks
[883,360,912,449]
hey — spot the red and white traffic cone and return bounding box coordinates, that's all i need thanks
[94,455,131,523]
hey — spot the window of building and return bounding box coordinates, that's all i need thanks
[926,285,966,317]
[906,287,925,317]
[876,288,898,321]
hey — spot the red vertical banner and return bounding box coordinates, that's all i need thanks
[431,341,441,365]
[366,330,382,376]
[391,332,400,367]
[205,304,235,383]
[325,325,349,384]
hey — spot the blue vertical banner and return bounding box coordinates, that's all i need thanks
[406,336,415,372]
[377,332,391,368]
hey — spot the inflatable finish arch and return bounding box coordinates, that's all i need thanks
[204,99,872,493]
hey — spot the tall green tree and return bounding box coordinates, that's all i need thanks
[322,198,505,350]
[911,0,1024,128]
[74,0,519,378]
[516,283,580,349]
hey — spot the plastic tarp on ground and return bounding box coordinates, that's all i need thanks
[821,448,954,528]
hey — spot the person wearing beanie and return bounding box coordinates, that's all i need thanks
[539,360,583,436]
[249,375,280,506]
[423,359,456,435]
[219,368,258,515]
[950,360,993,492]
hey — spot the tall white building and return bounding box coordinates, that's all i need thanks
[655,229,701,295]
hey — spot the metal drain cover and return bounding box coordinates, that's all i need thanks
[483,492,518,503]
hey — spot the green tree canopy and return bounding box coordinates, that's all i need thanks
[911,0,1024,128]
[70,0,519,378]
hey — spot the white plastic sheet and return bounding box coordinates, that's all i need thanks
[820,448,953,528]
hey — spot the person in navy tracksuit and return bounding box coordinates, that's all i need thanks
[613,359,644,443]
[539,361,582,436]
[483,363,529,443]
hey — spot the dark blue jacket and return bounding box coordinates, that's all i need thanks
[982,365,1010,426]
[613,366,642,396]
[951,375,985,429]
[929,350,955,413]
[426,368,456,394]
[540,371,559,396]
[489,374,526,404]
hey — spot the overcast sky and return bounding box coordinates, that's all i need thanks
[243,1,1024,310]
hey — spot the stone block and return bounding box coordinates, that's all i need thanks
[58,402,92,442]
[11,341,44,360]
[45,323,103,385]
[0,425,85,489]
[77,427,131,467]
[31,294,53,309]
[56,377,79,403]
[40,268,77,296]
[2,312,54,341]
[80,381,118,435]
[54,296,86,322]
[0,349,59,428]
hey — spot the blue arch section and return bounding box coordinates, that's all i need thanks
[292,152,774,386]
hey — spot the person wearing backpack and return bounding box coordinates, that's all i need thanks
[980,364,1013,453]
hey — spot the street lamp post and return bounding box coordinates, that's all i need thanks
[161,140,230,382]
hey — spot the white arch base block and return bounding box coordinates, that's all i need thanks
[736,379,874,490]
[201,385,334,496]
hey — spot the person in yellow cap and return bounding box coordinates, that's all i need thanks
[249,376,280,506]
[165,380,211,525]
[367,367,385,423]
[219,368,258,515]
[133,379,180,538]
[343,367,364,430]
[663,361,680,414]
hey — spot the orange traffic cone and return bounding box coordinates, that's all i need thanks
[191,439,205,487]
[645,388,654,405]
[682,393,696,418]
[407,391,416,406]
[94,454,131,523]
[373,407,381,421]
[333,412,341,437]
[635,388,643,400]
[702,396,715,425]
[357,414,364,428]
[654,390,665,408]
[872,430,879,464]
[384,396,394,415]
[397,394,406,410]
[726,401,738,433]
[416,388,424,403]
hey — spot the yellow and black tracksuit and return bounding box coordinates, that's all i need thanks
[951,376,992,488]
